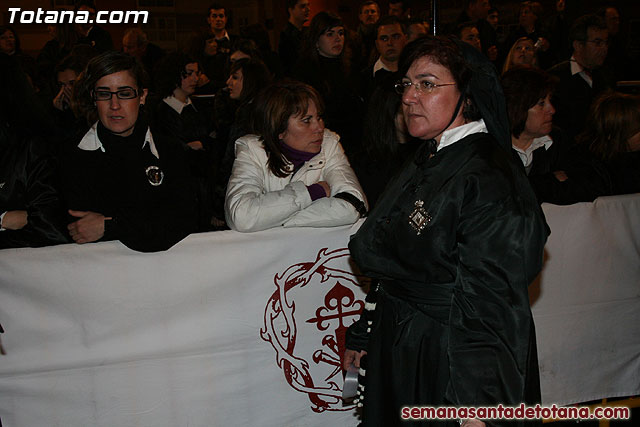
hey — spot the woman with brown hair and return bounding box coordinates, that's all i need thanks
[574,92,640,197]
[224,80,366,232]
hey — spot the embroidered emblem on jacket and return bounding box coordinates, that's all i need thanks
[145,166,164,186]
[408,200,431,235]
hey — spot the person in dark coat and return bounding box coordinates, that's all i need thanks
[502,67,573,203]
[74,1,114,53]
[344,36,548,427]
[294,12,364,158]
[0,54,68,249]
[63,51,197,252]
[547,14,610,140]
[122,28,165,92]
[278,0,310,73]
[153,52,218,231]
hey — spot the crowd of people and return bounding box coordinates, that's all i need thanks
[0,0,639,251]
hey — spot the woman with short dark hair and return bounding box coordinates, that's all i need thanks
[224,80,366,232]
[63,51,197,251]
[153,52,218,231]
[344,36,548,426]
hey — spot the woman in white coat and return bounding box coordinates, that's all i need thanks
[225,80,367,232]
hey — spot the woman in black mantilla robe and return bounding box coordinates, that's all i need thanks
[344,36,549,426]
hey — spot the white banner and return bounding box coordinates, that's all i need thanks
[1,194,639,426]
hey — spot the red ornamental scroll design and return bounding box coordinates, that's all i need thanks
[259,247,363,413]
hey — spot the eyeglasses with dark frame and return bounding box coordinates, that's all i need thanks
[394,80,457,96]
[92,87,139,101]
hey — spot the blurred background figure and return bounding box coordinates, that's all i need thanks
[502,67,568,202]
[572,92,640,198]
[279,0,310,73]
[388,0,411,20]
[548,14,610,140]
[51,54,89,143]
[213,58,272,228]
[0,54,68,249]
[361,16,407,98]
[457,22,482,53]
[239,24,283,79]
[353,0,381,70]
[502,37,538,73]
[74,0,113,53]
[295,12,363,158]
[0,26,18,56]
[351,76,418,208]
[154,52,218,231]
[207,3,238,54]
[122,28,165,92]
[406,17,429,42]
[506,1,552,69]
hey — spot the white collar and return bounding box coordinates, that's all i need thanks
[512,135,553,168]
[216,30,230,41]
[437,119,487,151]
[163,95,194,115]
[78,122,160,159]
[570,55,593,87]
[373,57,393,76]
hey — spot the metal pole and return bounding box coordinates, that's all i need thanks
[431,0,439,36]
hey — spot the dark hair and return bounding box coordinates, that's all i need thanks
[229,58,272,103]
[456,21,478,38]
[208,3,225,14]
[398,35,479,122]
[362,74,406,158]
[154,52,199,99]
[251,80,324,177]
[577,92,640,162]
[359,0,380,14]
[389,0,410,8]
[231,38,261,60]
[488,7,498,14]
[0,26,21,54]
[501,67,556,139]
[301,12,351,73]
[285,0,299,10]
[569,14,607,43]
[73,51,149,125]
[375,15,406,38]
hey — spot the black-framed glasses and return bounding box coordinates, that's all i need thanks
[93,88,139,101]
[394,80,456,95]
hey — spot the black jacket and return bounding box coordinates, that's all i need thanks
[0,125,69,249]
[61,121,197,252]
